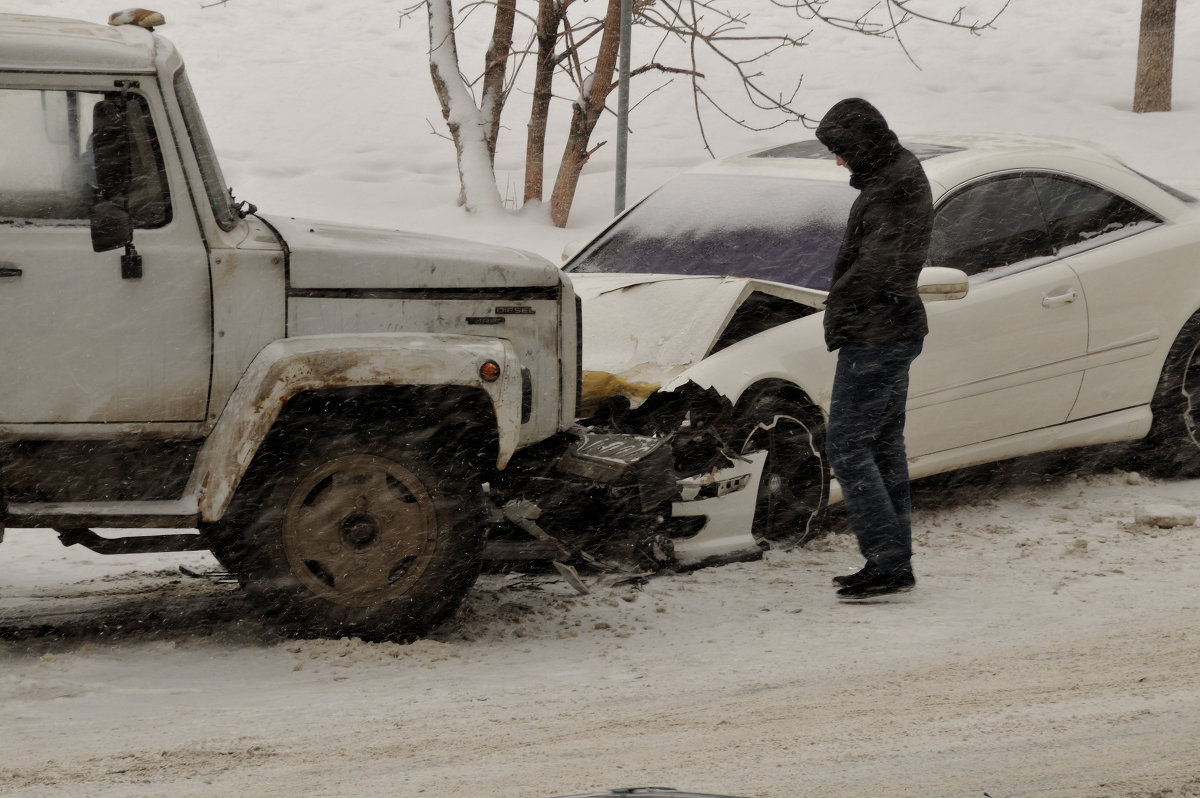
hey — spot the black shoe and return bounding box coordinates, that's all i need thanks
[836,568,915,600]
[832,566,873,588]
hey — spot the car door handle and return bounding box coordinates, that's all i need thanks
[0,262,22,278]
[1042,289,1078,308]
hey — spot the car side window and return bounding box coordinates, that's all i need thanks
[929,176,1052,277]
[0,88,169,227]
[1031,175,1159,253]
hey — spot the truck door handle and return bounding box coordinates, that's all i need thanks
[1042,289,1078,308]
[0,262,22,278]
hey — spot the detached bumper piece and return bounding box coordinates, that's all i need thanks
[554,431,676,512]
[486,430,679,571]
[486,424,766,573]
[669,450,767,568]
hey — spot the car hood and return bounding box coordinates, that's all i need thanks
[571,272,826,411]
[261,214,562,291]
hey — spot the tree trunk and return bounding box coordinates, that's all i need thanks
[426,0,503,213]
[524,0,564,204]
[1133,0,1176,113]
[549,0,623,227]
[481,0,516,163]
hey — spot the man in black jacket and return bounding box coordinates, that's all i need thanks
[815,98,933,600]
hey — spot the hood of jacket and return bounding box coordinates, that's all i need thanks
[815,98,903,183]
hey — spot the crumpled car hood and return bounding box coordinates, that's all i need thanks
[261,214,561,290]
[571,272,827,411]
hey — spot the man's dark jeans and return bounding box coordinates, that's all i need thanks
[826,341,923,575]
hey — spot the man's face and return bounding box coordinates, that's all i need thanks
[836,154,851,171]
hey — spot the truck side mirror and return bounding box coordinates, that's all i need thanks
[89,96,142,278]
[90,199,132,254]
[89,97,132,254]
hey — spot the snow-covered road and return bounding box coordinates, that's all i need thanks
[3,463,1198,797]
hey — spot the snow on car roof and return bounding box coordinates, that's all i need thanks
[690,132,1189,210]
[749,139,966,162]
[742,132,1119,164]
[0,13,159,74]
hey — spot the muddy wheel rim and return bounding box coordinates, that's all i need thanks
[281,454,439,607]
[1184,340,1200,446]
[743,411,826,542]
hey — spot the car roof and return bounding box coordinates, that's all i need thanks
[0,13,159,74]
[690,133,1192,216]
[706,133,1127,183]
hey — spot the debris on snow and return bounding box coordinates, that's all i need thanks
[1133,504,1197,529]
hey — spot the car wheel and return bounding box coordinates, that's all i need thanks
[1147,314,1200,477]
[735,395,830,544]
[232,432,485,640]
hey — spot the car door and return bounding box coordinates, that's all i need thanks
[0,81,211,425]
[1028,173,1165,421]
[905,174,1090,456]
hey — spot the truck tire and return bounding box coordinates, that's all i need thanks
[234,431,486,641]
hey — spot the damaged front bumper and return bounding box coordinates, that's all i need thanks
[670,450,766,567]
[486,424,767,571]
[561,430,768,567]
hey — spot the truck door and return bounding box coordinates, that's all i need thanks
[0,82,211,425]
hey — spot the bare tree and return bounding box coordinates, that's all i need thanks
[549,1,625,226]
[1133,0,1176,113]
[482,0,518,155]
[417,0,1008,224]
[774,0,1009,67]
[524,0,571,204]
[638,1,813,158]
[423,0,513,212]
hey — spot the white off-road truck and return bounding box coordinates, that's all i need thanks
[0,10,758,640]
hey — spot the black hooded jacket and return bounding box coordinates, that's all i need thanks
[815,98,933,352]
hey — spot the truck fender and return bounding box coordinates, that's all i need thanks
[191,333,524,522]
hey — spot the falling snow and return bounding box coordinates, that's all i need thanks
[2,1,1199,796]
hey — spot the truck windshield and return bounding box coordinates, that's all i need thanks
[173,69,238,231]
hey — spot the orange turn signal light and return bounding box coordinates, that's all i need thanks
[479,360,502,382]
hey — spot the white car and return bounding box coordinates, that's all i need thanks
[565,135,1200,557]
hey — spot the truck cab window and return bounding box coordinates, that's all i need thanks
[0,88,170,227]
[173,69,237,231]
[121,93,172,228]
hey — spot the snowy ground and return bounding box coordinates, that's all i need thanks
[2,1,1200,796]
[3,459,1199,797]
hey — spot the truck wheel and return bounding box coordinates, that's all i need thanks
[735,395,829,545]
[1146,315,1200,477]
[237,433,485,641]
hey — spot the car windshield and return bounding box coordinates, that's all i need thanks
[565,173,856,291]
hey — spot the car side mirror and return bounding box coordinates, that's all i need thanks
[89,97,132,254]
[917,266,969,301]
